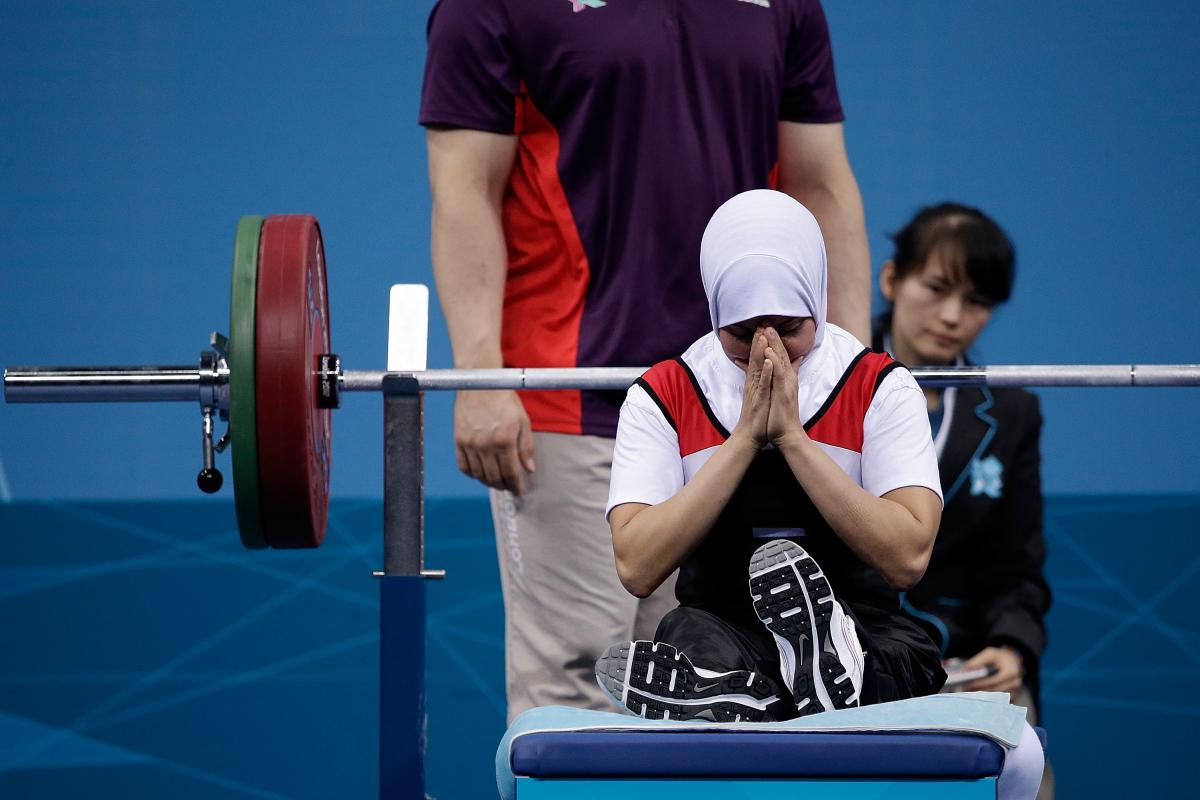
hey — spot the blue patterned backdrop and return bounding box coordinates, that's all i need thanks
[0,495,1196,797]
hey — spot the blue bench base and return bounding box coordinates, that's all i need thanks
[516,777,997,798]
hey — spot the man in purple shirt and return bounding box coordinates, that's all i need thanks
[421,0,871,720]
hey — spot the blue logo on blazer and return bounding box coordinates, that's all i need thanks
[969,454,1004,498]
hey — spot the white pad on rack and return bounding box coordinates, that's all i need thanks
[387,285,429,372]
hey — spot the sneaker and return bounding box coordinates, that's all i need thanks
[595,640,780,722]
[749,539,864,715]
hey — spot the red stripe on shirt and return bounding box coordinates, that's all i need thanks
[639,360,726,458]
[501,89,591,434]
[806,351,895,453]
[643,349,896,459]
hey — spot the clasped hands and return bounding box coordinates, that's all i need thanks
[731,326,807,450]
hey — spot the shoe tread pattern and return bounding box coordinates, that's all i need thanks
[749,540,857,713]
[596,641,774,722]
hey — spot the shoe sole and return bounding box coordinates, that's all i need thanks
[749,540,857,715]
[595,640,778,722]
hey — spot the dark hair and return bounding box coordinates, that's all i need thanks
[888,202,1015,306]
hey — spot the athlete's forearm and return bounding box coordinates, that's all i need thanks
[611,434,760,597]
[775,433,939,589]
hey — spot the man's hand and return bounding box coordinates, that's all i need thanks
[454,389,536,495]
[962,646,1024,693]
[763,327,806,446]
[730,331,772,448]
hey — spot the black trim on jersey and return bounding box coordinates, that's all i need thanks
[634,377,678,433]
[674,357,732,439]
[803,348,870,431]
[872,362,901,397]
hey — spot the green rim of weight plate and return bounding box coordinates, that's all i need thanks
[230,215,267,549]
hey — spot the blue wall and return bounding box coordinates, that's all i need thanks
[1,1,1197,501]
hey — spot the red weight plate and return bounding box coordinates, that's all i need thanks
[255,215,332,548]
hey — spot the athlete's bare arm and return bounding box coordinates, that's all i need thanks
[609,333,775,598]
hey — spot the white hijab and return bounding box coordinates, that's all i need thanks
[691,190,838,431]
[699,189,828,345]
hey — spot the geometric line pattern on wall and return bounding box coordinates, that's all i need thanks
[1038,495,1200,796]
[0,708,151,770]
[1,495,1196,798]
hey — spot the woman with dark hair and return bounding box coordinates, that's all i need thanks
[874,203,1053,797]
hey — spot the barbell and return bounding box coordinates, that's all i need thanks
[5,214,1199,551]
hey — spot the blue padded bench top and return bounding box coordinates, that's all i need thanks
[511,730,1006,780]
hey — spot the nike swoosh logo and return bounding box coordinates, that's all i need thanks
[694,682,721,692]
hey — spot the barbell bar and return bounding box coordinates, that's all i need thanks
[7,363,1200,405]
[4,213,1199,551]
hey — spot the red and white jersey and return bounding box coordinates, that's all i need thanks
[607,324,942,516]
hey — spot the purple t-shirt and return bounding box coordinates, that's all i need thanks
[420,0,844,437]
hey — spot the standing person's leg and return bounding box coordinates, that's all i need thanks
[492,432,675,722]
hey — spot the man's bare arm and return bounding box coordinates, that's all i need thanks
[777,121,871,343]
[428,127,516,370]
[427,128,536,493]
